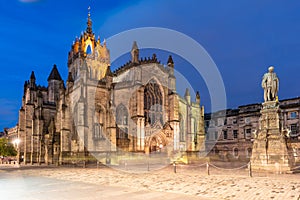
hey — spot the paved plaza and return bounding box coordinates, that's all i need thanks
[0,164,300,200]
[0,171,205,200]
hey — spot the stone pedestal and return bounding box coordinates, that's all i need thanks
[251,101,295,173]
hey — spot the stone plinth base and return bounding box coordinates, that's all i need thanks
[251,157,293,173]
[250,101,295,173]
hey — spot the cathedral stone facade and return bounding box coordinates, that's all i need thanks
[15,13,205,165]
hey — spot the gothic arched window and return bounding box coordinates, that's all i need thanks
[116,104,128,126]
[144,79,163,125]
[86,45,92,54]
[94,123,103,140]
[94,107,104,140]
[116,104,129,139]
[233,148,239,157]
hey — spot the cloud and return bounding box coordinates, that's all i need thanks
[19,0,40,3]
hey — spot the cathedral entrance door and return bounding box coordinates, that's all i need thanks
[150,137,158,152]
[148,133,167,153]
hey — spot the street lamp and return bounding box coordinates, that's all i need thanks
[13,138,20,164]
[13,138,20,146]
[159,144,163,149]
[159,144,163,153]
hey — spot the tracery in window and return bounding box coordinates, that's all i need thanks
[116,104,128,126]
[94,107,105,140]
[94,123,103,140]
[144,79,163,126]
[116,104,129,139]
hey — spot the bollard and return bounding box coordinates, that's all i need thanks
[248,162,252,177]
[147,161,150,171]
[206,162,210,175]
[173,161,177,173]
[97,161,99,169]
[125,161,127,170]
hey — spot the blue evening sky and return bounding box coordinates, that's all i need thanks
[1,0,300,130]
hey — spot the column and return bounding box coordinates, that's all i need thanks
[136,118,141,150]
[172,122,179,151]
[30,120,34,165]
[141,118,145,150]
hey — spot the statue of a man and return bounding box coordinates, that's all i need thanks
[261,66,279,102]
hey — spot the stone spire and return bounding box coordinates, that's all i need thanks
[196,91,200,104]
[185,88,190,97]
[132,41,138,50]
[47,65,62,103]
[30,71,36,81]
[47,64,62,81]
[167,55,174,68]
[86,6,93,34]
[131,41,139,64]
[185,88,191,104]
[29,71,36,88]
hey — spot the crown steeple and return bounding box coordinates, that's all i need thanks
[68,6,110,80]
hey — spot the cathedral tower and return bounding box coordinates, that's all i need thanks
[64,7,115,159]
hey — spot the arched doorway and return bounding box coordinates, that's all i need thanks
[150,137,164,152]
[148,132,167,153]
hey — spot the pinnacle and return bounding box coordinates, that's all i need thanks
[30,71,36,80]
[47,64,62,81]
[132,41,138,50]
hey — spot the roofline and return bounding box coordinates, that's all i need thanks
[205,96,300,115]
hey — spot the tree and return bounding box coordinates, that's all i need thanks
[0,138,17,157]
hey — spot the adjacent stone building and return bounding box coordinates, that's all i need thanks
[13,12,205,165]
[205,97,300,163]
[5,127,18,145]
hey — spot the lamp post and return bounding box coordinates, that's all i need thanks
[13,138,20,165]
[159,144,163,153]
